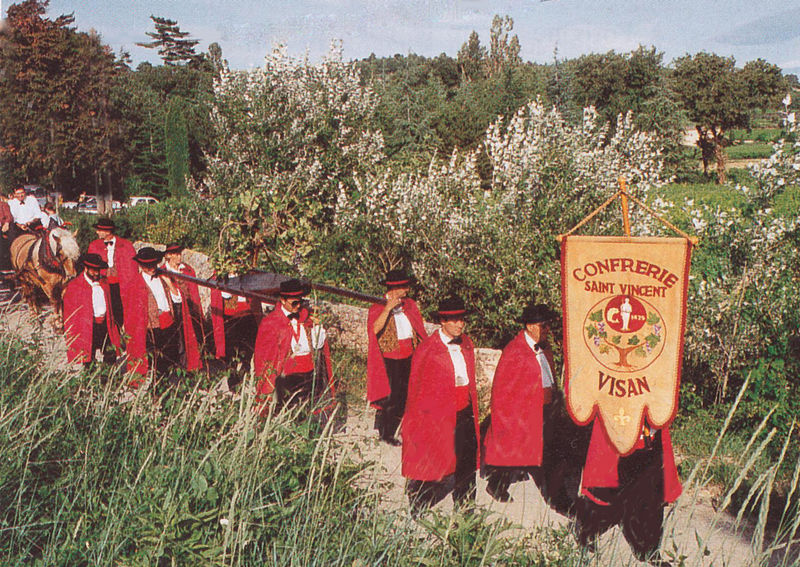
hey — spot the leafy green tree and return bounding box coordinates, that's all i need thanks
[457,31,486,83]
[136,16,200,66]
[487,15,521,78]
[0,0,125,201]
[672,52,786,183]
[565,46,664,126]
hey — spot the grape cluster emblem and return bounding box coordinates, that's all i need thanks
[583,295,664,372]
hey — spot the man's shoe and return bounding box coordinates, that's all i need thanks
[381,436,401,447]
[485,483,512,503]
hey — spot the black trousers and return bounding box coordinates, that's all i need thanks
[146,324,181,376]
[108,283,124,330]
[86,321,117,367]
[407,404,478,514]
[0,234,11,271]
[223,313,259,386]
[574,432,666,560]
[274,370,330,411]
[374,356,412,440]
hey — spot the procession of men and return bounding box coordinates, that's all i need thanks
[0,187,681,564]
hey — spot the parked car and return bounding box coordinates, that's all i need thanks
[24,184,47,207]
[128,196,160,207]
[77,197,98,215]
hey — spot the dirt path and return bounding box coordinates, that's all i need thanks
[0,300,789,567]
[336,404,773,567]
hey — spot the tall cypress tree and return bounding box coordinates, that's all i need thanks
[164,97,189,197]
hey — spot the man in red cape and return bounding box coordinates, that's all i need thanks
[402,295,480,514]
[124,247,191,382]
[87,218,137,329]
[62,253,120,366]
[253,279,334,414]
[210,279,262,387]
[483,303,558,502]
[574,407,682,560]
[162,243,203,371]
[366,269,428,445]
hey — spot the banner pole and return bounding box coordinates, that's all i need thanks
[619,176,631,237]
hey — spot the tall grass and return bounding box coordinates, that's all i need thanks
[0,330,579,566]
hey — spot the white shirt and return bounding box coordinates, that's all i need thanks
[524,332,554,388]
[84,273,107,318]
[439,329,469,387]
[104,237,116,269]
[164,263,184,302]
[282,306,311,356]
[392,304,414,340]
[142,272,170,312]
[8,195,48,225]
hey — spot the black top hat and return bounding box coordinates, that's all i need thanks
[382,268,415,287]
[279,278,306,297]
[133,247,164,266]
[164,243,184,254]
[520,303,559,325]
[94,218,116,231]
[81,253,108,270]
[436,295,468,320]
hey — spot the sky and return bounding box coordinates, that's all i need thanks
[6,1,800,75]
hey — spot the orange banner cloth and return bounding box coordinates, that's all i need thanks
[561,235,692,454]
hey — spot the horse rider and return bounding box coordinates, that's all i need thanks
[0,196,14,291]
[7,186,48,242]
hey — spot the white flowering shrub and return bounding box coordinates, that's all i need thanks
[682,109,800,417]
[334,101,668,343]
[204,42,385,273]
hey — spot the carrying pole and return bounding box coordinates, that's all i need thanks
[619,176,631,237]
[155,269,387,305]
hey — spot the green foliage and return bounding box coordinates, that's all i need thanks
[726,142,775,160]
[0,330,579,565]
[136,15,200,66]
[165,97,190,197]
[0,0,125,196]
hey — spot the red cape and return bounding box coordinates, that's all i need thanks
[483,331,549,467]
[210,286,261,359]
[173,264,202,371]
[62,274,120,363]
[253,306,334,399]
[366,298,428,405]
[123,271,202,376]
[582,418,682,504]
[402,332,481,481]
[87,236,138,293]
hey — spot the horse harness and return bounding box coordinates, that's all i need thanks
[25,230,65,276]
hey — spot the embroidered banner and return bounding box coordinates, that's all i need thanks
[561,235,692,454]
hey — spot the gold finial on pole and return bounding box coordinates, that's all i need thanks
[619,176,631,237]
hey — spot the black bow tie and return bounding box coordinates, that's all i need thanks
[287,312,299,320]
[104,241,113,246]
[449,337,463,345]
[534,342,548,352]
